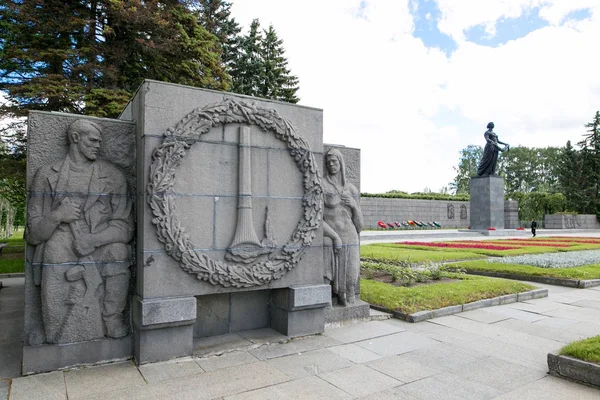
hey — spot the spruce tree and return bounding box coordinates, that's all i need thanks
[0,0,91,117]
[260,24,299,103]
[230,19,264,97]
[196,0,241,81]
[557,140,585,211]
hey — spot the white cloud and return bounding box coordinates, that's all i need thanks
[230,0,600,193]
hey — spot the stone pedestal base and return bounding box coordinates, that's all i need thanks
[270,285,330,337]
[324,300,370,327]
[470,175,505,230]
[468,229,530,237]
[132,296,196,365]
[22,336,133,375]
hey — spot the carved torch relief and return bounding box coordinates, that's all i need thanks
[147,99,323,288]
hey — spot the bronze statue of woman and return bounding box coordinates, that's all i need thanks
[477,122,509,176]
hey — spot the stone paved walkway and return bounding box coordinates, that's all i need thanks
[3,282,600,399]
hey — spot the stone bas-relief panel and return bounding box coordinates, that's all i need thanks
[25,114,135,347]
[145,96,323,291]
[322,149,363,306]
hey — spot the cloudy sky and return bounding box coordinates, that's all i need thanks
[230,0,600,194]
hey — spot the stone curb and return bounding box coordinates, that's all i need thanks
[369,288,548,323]
[462,271,600,289]
[548,353,600,388]
[0,273,25,278]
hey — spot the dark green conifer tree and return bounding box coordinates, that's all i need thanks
[196,0,241,81]
[260,24,299,103]
[230,19,264,97]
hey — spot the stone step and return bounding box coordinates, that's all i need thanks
[369,308,392,321]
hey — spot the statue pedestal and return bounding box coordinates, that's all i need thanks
[470,175,505,231]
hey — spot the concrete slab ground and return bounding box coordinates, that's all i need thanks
[3,230,600,399]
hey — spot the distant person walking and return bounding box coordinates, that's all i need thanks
[531,219,537,237]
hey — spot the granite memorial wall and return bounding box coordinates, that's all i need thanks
[23,80,363,373]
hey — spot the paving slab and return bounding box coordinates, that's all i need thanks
[0,381,9,400]
[266,349,354,379]
[365,355,441,383]
[64,361,146,399]
[195,351,259,372]
[507,299,562,314]
[543,304,600,325]
[138,357,204,383]
[491,375,600,400]
[0,281,24,381]
[380,317,441,333]
[482,305,548,322]
[420,323,550,372]
[82,361,290,400]
[432,314,565,354]
[0,346,22,381]
[193,333,253,357]
[458,308,511,324]
[249,335,342,361]
[399,371,502,400]
[397,342,489,373]
[9,371,66,400]
[493,318,587,344]
[223,375,351,399]
[326,343,382,364]
[453,335,549,373]
[319,364,400,397]
[571,298,600,311]
[323,320,405,344]
[356,330,440,357]
[450,356,547,392]
[356,385,420,400]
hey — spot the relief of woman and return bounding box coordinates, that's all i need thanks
[322,149,363,306]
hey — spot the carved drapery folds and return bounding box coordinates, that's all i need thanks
[147,99,323,288]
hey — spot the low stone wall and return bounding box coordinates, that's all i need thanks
[361,197,519,230]
[360,197,470,229]
[544,214,600,229]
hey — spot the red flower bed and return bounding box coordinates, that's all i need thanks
[455,240,573,248]
[531,237,600,245]
[396,241,519,250]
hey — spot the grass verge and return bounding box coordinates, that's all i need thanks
[560,336,600,364]
[0,258,25,274]
[360,275,536,314]
[0,228,25,274]
[449,260,600,280]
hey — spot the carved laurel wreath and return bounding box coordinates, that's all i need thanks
[147,99,323,288]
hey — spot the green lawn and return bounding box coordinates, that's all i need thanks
[0,228,25,274]
[360,275,536,314]
[0,258,25,274]
[450,260,600,280]
[560,336,600,364]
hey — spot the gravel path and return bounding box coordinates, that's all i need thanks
[488,249,600,268]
